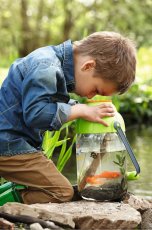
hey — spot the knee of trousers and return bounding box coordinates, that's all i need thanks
[59,184,74,202]
[20,184,74,204]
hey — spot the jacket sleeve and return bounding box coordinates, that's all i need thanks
[22,62,71,130]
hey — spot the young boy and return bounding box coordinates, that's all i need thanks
[0,31,136,204]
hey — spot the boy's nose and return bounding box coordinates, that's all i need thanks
[87,95,94,99]
[87,93,96,99]
[87,96,91,99]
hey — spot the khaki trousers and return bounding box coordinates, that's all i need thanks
[0,152,74,204]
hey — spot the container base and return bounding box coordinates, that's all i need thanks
[80,183,127,202]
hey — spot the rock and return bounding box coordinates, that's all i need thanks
[30,223,43,230]
[141,209,152,229]
[0,217,14,230]
[0,202,74,229]
[0,202,39,218]
[123,193,152,212]
[45,221,60,229]
[31,201,141,230]
[0,201,141,230]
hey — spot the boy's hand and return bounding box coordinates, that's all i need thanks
[68,103,116,126]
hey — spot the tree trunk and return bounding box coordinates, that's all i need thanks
[62,0,73,41]
[19,0,32,57]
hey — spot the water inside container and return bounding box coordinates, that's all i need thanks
[76,133,128,201]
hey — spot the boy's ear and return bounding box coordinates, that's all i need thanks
[81,60,96,71]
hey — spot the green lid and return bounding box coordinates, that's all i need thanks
[76,96,125,134]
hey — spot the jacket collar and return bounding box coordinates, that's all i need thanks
[55,40,75,92]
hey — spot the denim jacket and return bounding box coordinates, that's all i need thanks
[0,40,75,156]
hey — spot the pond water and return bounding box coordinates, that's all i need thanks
[62,125,152,199]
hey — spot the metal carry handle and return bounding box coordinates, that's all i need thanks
[114,121,140,175]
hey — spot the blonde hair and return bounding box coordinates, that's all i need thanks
[73,31,136,94]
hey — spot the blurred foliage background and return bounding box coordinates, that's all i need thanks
[0,0,152,126]
[0,0,152,64]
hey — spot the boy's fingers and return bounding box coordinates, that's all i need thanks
[96,118,109,126]
[100,112,115,118]
[100,108,115,113]
[98,103,113,108]
[98,107,116,115]
[98,103,117,112]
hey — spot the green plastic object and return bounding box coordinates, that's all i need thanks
[0,182,27,206]
[76,96,125,134]
[126,171,140,181]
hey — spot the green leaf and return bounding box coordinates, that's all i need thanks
[57,135,76,172]
[44,131,61,158]
[57,138,68,167]
[113,161,120,166]
[116,154,121,162]
[55,138,70,147]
